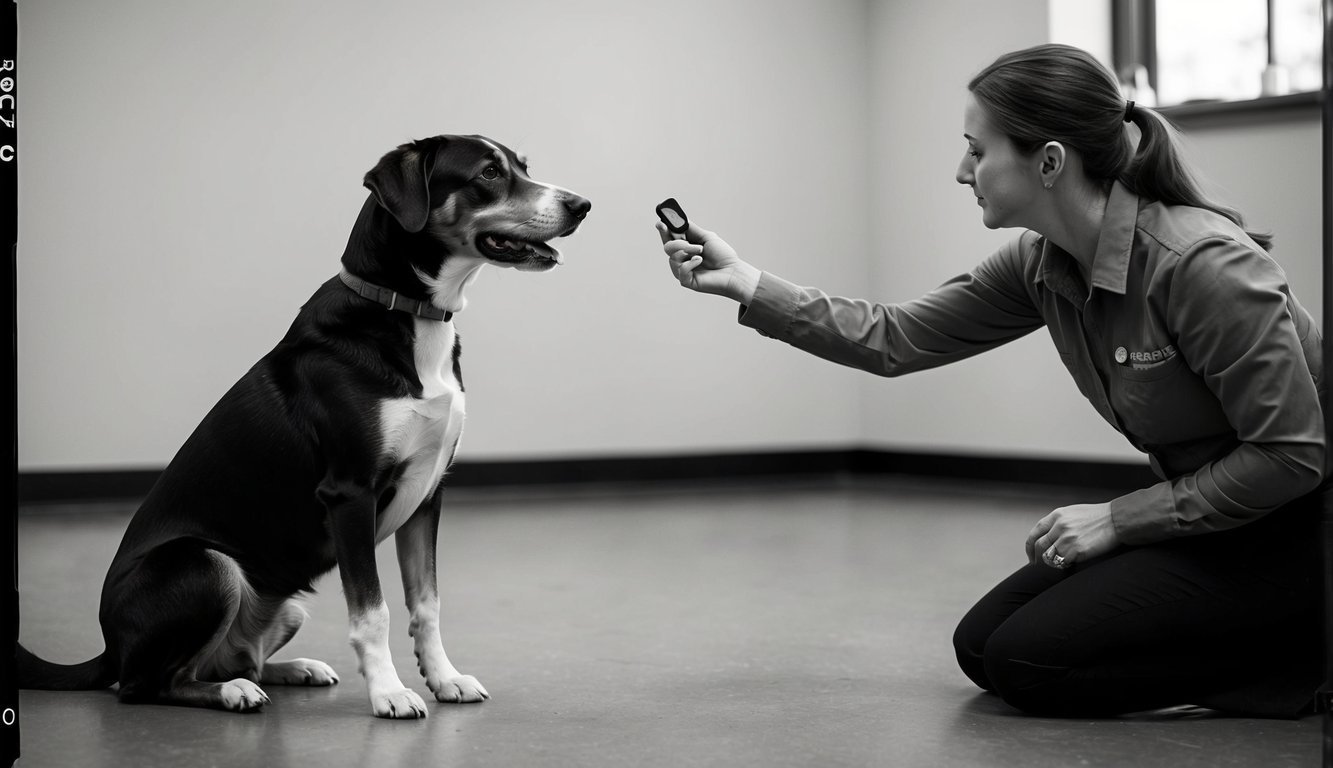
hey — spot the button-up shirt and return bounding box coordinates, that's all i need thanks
[738,182,1325,545]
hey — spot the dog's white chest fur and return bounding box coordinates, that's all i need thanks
[374,319,464,542]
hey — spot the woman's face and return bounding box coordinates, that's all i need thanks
[956,93,1042,230]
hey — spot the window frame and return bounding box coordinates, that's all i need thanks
[1111,0,1324,126]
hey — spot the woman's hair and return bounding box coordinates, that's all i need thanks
[968,44,1271,250]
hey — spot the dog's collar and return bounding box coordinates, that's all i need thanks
[338,269,452,322]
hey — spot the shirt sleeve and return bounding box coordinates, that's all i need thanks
[1108,238,1326,543]
[737,236,1046,377]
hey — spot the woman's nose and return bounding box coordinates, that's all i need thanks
[955,157,973,186]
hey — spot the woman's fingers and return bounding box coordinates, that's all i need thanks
[1041,544,1072,569]
[1026,513,1074,567]
[674,254,703,285]
[667,243,704,281]
[668,243,704,260]
[1033,532,1074,568]
[1025,516,1053,561]
[1028,502,1117,569]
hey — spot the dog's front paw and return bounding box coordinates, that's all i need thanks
[429,674,489,704]
[261,658,339,686]
[370,686,429,719]
[220,679,270,712]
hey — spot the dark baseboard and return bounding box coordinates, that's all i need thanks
[16,449,1157,506]
[847,450,1158,491]
[19,468,165,506]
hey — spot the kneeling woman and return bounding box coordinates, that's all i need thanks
[656,44,1325,718]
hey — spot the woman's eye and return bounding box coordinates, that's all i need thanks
[481,165,500,180]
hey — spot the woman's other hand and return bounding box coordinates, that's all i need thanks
[1025,502,1121,569]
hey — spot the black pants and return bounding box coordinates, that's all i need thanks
[952,492,1324,718]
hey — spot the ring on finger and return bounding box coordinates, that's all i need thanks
[1043,545,1070,569]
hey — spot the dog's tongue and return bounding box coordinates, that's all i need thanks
[482,234,562,265]
[484,235,523,253]
[531,241,563,265]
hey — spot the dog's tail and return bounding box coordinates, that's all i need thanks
[16,643,116,690]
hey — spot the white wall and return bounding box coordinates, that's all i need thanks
[18,0,871,469]
[17,1,1325,472]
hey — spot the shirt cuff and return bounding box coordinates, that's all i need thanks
[737,272,803,339]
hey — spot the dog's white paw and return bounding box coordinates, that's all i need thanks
[370,687,429,719]
[261,658,339,686]
[429,674,489,704]
[220,679,270,712]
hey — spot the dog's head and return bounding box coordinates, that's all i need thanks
[351,134,590,311]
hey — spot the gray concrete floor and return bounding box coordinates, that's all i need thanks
[13,478,1323,767]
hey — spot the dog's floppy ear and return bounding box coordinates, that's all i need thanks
[363,141,442,233]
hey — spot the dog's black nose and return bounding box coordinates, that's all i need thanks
[564,195,592,220]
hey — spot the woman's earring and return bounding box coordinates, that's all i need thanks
[1043,182,1053,190]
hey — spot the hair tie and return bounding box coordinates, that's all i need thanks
[1124,100,1136,123]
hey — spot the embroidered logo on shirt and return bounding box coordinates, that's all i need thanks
[1115,344,1177,368]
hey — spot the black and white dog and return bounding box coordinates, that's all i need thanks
[18,135,590,718]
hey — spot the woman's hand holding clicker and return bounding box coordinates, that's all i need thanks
[657,221,761,305]
[1025,502,1120,569]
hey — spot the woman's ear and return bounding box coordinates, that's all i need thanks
[1039,141,1066,189]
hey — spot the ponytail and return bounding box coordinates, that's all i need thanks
[970,44,1272,251]
[1121,105,1272,250]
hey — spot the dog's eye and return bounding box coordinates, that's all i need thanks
[480,165,501,180]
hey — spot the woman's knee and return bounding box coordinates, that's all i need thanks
[981,655,1064,714]
[955,618,1073,715]
[951,612,994,691]
[977,621,1072,714]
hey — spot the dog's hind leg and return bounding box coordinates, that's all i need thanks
[256,601,340,686]
[108,541,270,712]
[186,565,338,687]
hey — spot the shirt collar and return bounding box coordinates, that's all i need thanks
[1036,180,1138,298]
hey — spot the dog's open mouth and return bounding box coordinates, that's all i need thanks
[477,233,563,266]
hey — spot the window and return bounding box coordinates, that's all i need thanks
[1113,0,1324,109]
